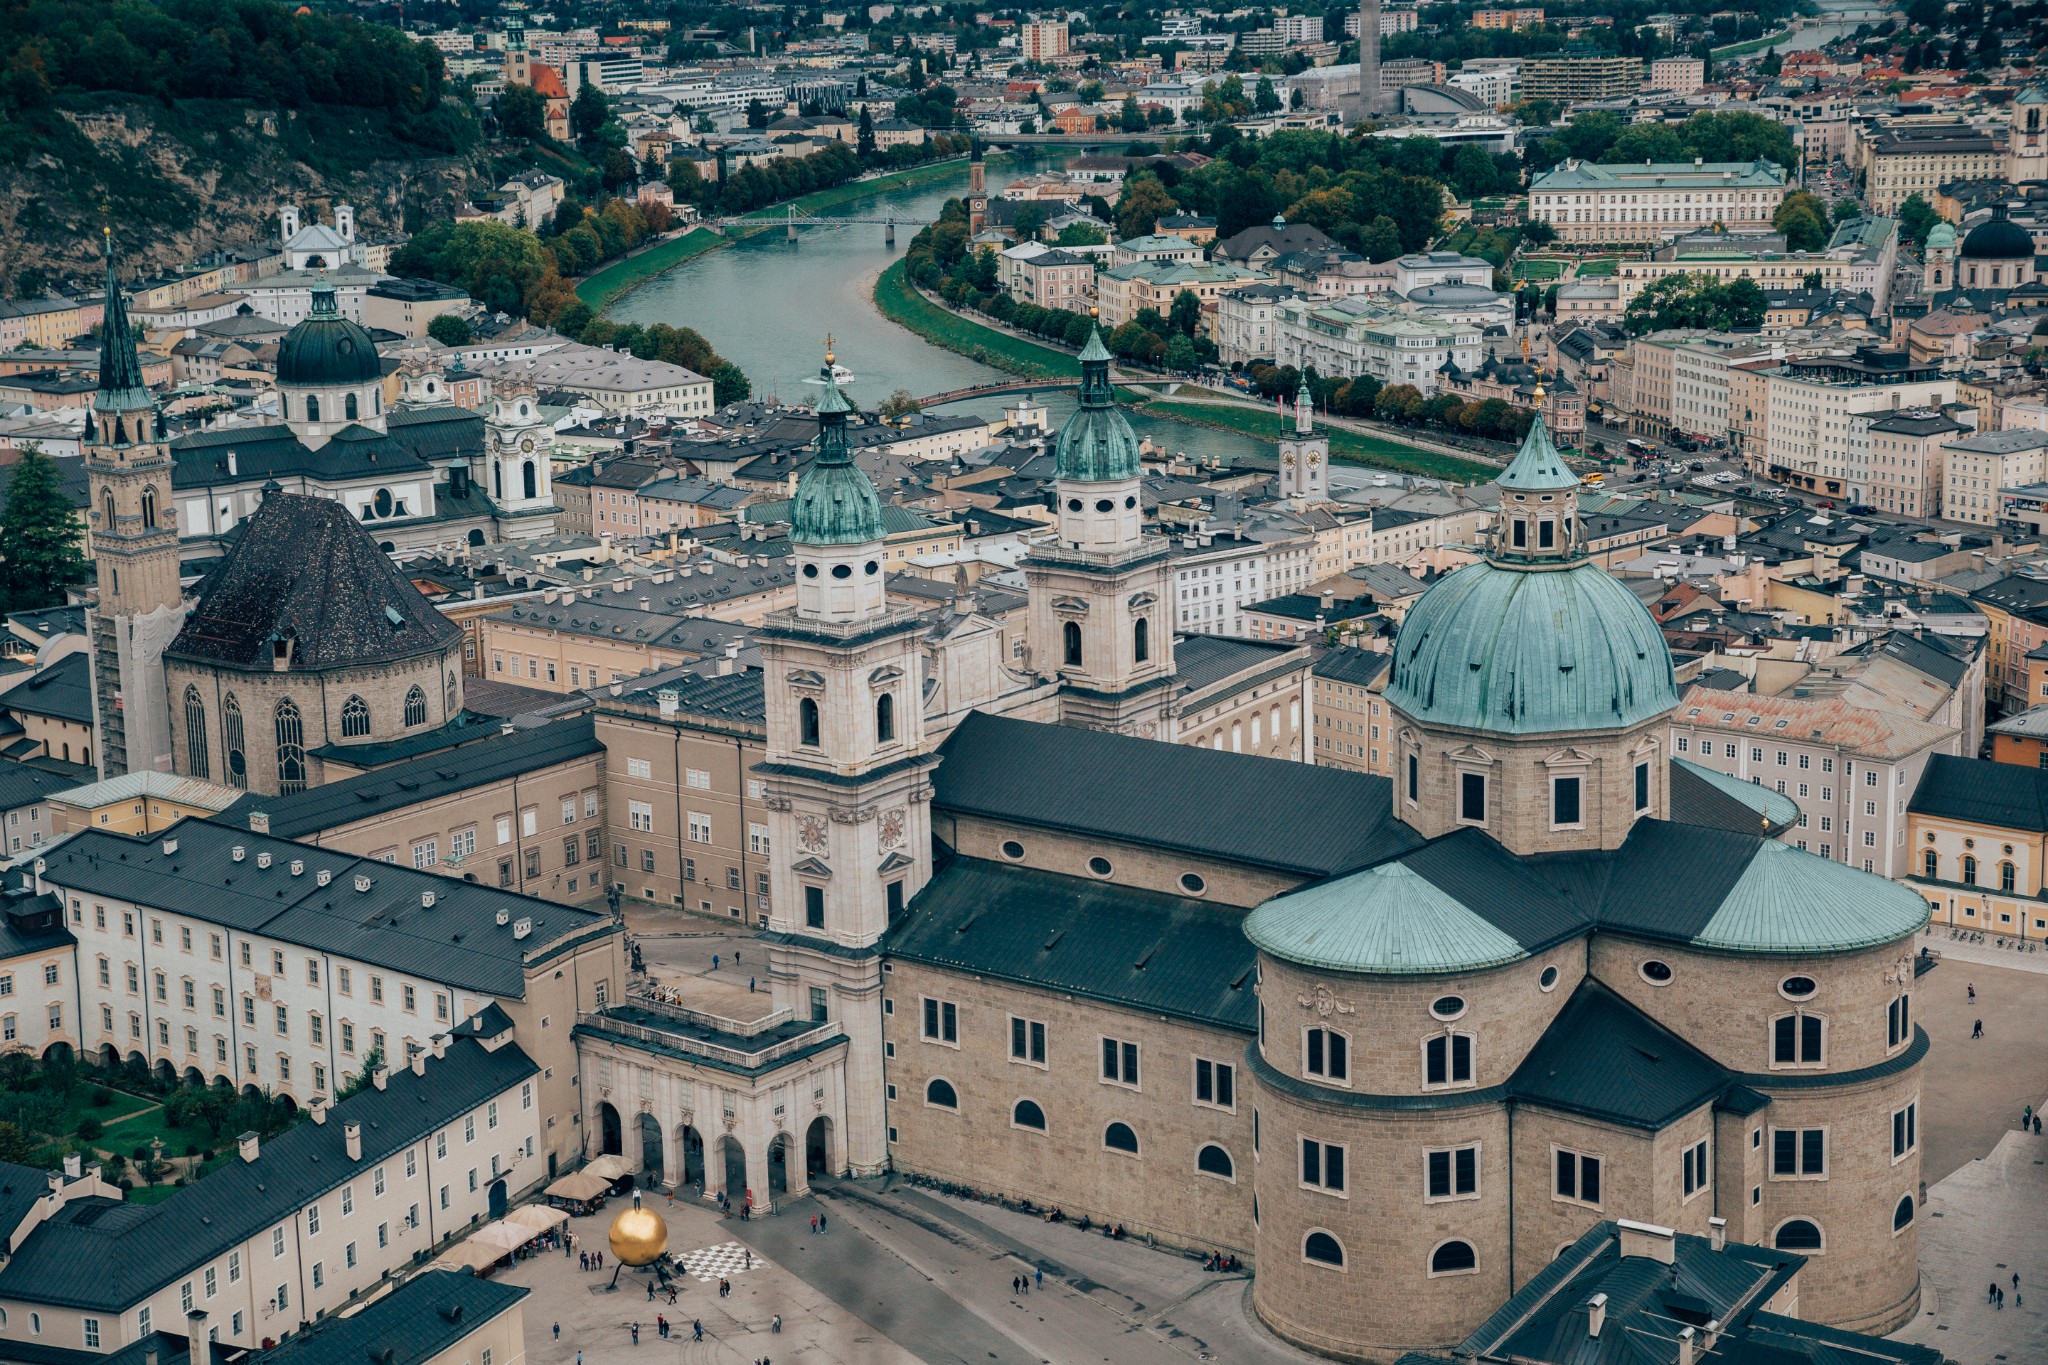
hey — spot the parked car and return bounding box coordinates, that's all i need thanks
[1847,503,1876,515]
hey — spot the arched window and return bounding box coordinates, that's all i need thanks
[1012,1099,1045,1130]
[1196,1144,1233,1178]
[1893,1195,1915,1232]
[1063,620,1082,667]
[1430,1240,1477,1275]
[340,695,371,738]
[1134,617,1149,663]
[925,1078,958,1109]
[1304,1027,1349,1082]
[306,395,320,422]
[1303,1231,1344,1267]
[102,490,116,530]
[1103,1122,1138,1154]
[274,698,307,795]
[140,486,156,530]
[223,693,247,789]
[182,686,209,780]
[875,693,895,744]
[1962,855,1977,886]
[1774,1219,1823,1252]
[1923,849,1938,879]
[446,673,458,713]
[522,461,538,501]
[1425,1033,1474,1087]
[404,686,428,728]
[2001,861,2016,893]
[344,393,359,421]
[799,697,821,748]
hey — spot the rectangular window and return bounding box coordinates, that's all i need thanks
[749,823,771,855]
[1893,1102,1917,1159]
[1555,1148,1602,1205]
[1406,753,1418,802]
[1459,771,1486,822]
[1888,994,1911,1048]
[1101,1036,1140,1087]
[1772,1014,1823,1065]
[84,1320,100,1349]
[229,1251,241,1283]
[1009,1017,1046,1065]
[686,767,711,789]
[920,998,958,1044]
[1552,775,1582,827]
[1300,1137,1345,1193]
[628,801,654,832]
[804,885,825,929]
[687,812,712,843]
[627,757,651,779]
[1682,1138,1710,1197]
[1425,1034,1473,1087]
[275,1003,289,1035]
[1426,1144,1479,1200]
[205,1268,217,1298]
[1194,1058,1235,1110]
[1635,760,1651,811]
[1771,1127,1827,1177]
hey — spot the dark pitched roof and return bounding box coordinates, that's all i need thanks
[1908,753,2048,831]
[224,715,602,839]
[1313,646,1391,688]
[0,655,93,726]
[0,1038,538,1311]
[1510,979,1736,1129]
[933,711,1424,877]
[39,818,613,994]
[167,492,461,671]
[250,1271,528,1365]
[887,855,1258,1030]
[1669,759,1785,835]
[384,405,487,463]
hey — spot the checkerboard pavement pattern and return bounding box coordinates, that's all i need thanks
[676,1241,768,1282]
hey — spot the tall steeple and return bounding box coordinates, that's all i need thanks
[791,337,887,623]
[85,226,186,778]
[1278,372,1327,506]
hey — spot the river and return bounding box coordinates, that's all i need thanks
[1766,0,1896,51]
[607,159,1269,464]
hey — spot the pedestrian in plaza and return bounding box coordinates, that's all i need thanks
[1012,1275,1020,1295]
[1034,1267,1043,1288]
[580,1252,589,1271]
[552,1323,560,1341]
[713,954,721,971]
[1974,1018,1985,1038]
[2036,1116,2042,1135]
[1021,1275,1029,1296]
[631,1323,640,1345]
[693,1321,704,1342]
[820,1212,827,1233]
[744,1249,753,1270]
[749,977,756,993]
[810,1214,818,1234]
[1991,1282,1999,1303]
[772,1314,782,1333]
[1969,982,1976,1002]
[668,1286,678,1305]
[2015,1273,2022,1291]
[647,1280,656,1301]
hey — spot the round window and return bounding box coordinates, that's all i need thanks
[1124,495,1137,509]
[830,564,853,579]
[1066,498,1083,512]
[1964,838,1975,849]
[1179,872,1206,895]
[1640,960,1674,985]
[1087,856,1113,877]
[865,561,879,575]
[1095,498,1114,513]
[1538,965,1560,992]
[1430,995,1465,1020]
[801,564,819,578]
[1779,975,1817,1000]
[1000,840,1025,860]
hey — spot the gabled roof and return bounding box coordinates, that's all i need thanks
[0,654,93,726]
[1510,979,1737,1129]
[1908,752,2048,832]
[250,1272,528,1365]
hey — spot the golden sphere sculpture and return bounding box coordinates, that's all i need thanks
[608,1193,669,1267]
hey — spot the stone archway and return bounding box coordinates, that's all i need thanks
[719,1136,748,1203]
[806,1116,833,1180]
[768,1133,792,1197]
[597,1102,623,1157]
[638,1112,664,1186]
[678,1125,705,1189]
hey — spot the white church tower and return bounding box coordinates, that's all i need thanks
[1277,375,1328,506]
[484,376,560,535]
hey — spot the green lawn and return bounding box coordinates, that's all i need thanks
[1574,257,1619,278]
[872,260,1081,382]
[732,156,970,223]
[1135,400,1498,482]
[1513,258,1565,282]
[576,229,731,310]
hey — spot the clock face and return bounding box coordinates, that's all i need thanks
[519,436,535,452]
[1282,452,1295,468]
[1307,452,1321,468]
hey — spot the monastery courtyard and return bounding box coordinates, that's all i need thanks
[525,915,2048,1365]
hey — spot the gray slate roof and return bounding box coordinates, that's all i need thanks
[1908,753,2048,831]
[249,1270,528,1365]
[0,655,93,726]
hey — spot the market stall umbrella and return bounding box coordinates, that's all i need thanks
[506,1204,569,1231]
[428,1237,507,1273]
[545,1172,610,1201]
[584,1154,636,1180]
[471,1221,530,1252]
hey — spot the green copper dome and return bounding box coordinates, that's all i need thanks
[1495,409,1576,493]
[1054,326,1141,483]
[277,280,381,388]
[1245,861,1529,976]
[792,366,885,547]
[1384,558,1680,735]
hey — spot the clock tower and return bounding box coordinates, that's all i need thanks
[1277,375,1327,506]
[483,376,560,536]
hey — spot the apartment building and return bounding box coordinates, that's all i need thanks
[1168,531,1316,638]
[1518,54,1645,104]
[1864,409,1968,518]
[1308,646,1392,775]
[1612,217,1900,315]
[1020,20,1069,59]
[1865,125,2002,215]
[1942,429,2048,526]
[1907,755,2048,940]
[1471,6,1544,27]
[1647,56,1704,94]
[1759,348,1955,501]
[1668,686,1957,877]
[1215,284,1300,366]
[1527,158,1787,246]
[1269,294,1483,394]
[1095,258,1268,331]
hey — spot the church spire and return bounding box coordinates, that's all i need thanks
[1053,321,1140,486]
[95,227,152,417]
[1293,373,1314,435]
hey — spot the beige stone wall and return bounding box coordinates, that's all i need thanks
[501,929,627,1168]
[596,706,768,924]
[936,811,1302,909]
[880,957,1255,1255]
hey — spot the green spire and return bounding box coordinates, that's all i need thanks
[792,340,885,547]
[1495,407,1575,493]
[1054,323,1141,483]
[94,227,152,417]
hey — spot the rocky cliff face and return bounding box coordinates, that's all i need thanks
[0,103,480,287]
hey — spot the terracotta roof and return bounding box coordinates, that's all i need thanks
[1675,683,1953,759]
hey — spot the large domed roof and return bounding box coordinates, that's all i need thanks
[277,280,382,388]
[792,368,884,547]
[1054,327,1141,483]
[1960,205,2034,260]
[1383,558,1679,735]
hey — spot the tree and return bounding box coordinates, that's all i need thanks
[1119,96,1147,133]
[880,389,922,419]
[1897,192,1941,247]
[746,98,771,130]
[427,313,472,347]
[1622,271,1767,334]
[1254,76,1281,113]
[1056,221,1109,247]
[1290,87,1306,111]
[1165,333,1198,371]
[0,1121,34,1165]
[497,83,546,141]
[1773,190,1830,252]
[570,83,609,150]
[1116,172,1180,239]
[712,363,752,407]
[1168,288,1203,337]
[1831,198,1865,227]
[857,106,877,159]
[1012,201,1049,243]
[1358,215,1402,262]
[0,447,85,613]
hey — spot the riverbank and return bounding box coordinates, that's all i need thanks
[872,258,1081,380]
[579,156,977,313]
[1137,398,1500,482]
[1712,25,1796,55]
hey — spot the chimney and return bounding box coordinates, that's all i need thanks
[289,859,303,876]
[514,916,532,939]
[1709,1216,1727,1252]
[1586,1292,1608,1339]
[1617,1219,1677,1265]
[370,1064,388,1091]
[344,1120,363,1161]
[238,1131,261,1163]
[146,1349,158,1365]
[433,1034,447,1059]
[62,1152,81,1179]
[410,1048,426,1077]
[1676,1326,1696,1365]
[316,869,332,886]
[658,689,679,717]
[354,874,372,893]
[307,1096,327,1125]
[86,1162,102,1184]
[160,838,178,856]
[421,890,436,909]
[256,851,272,870]
[231,845,246,862]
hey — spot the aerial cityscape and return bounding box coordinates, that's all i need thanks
[0,0,2046,1360]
